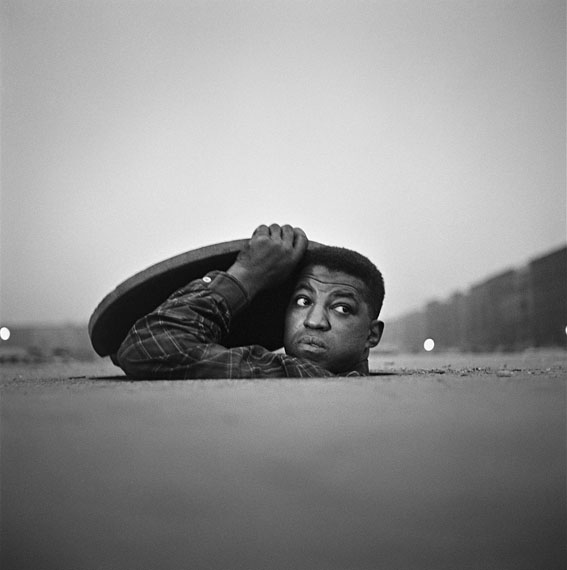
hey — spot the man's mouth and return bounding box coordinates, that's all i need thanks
[297,336,328,352]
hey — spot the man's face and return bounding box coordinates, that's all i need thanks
[283,265,382,373]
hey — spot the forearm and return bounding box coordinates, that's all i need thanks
[116,271,249,378]
[116,224,310,379]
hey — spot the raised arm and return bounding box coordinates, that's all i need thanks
[115,224,318,379]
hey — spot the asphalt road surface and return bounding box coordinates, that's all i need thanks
[2,351,565,570]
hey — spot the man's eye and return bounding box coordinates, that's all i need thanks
[295,296,311,307]
[334,304,352,315]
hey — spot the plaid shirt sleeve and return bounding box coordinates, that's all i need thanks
[116,271,362,379]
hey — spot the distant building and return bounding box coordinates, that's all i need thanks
[386,245,567,353]
[0,324,97,362]
[529,246,567,347]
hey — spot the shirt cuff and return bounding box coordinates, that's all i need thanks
[205,271,249,316]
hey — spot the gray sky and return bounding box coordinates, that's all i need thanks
[1,0,565,326]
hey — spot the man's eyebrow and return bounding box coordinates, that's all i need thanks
[293,280,363,301]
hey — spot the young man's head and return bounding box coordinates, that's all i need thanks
[283,246,385,374]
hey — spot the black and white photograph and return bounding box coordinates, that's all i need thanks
[1,1,565,568]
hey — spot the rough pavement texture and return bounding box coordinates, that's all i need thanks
[1,349,566,388]
[1,350,565,570]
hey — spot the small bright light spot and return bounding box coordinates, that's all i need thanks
[423,338,435,352]
[0,327,11,341]
[564,325,567,336]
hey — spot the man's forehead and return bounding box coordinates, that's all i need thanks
[294,265,366,295]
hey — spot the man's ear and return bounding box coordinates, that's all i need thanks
[366,319,384,348]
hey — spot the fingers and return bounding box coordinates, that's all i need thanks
[281,224,294,244]
[252,223,308,253]
[253,224,270,237]
[292,227,308,252]
[234,224,308,295]
[269,223,283,241]
[253,223,305,237]
[252,224,287,241]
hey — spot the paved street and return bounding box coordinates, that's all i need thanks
[1,351,565,570]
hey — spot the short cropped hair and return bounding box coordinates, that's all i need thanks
[296,246,385,318]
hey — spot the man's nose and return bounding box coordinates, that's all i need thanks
[304,304,330,330]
